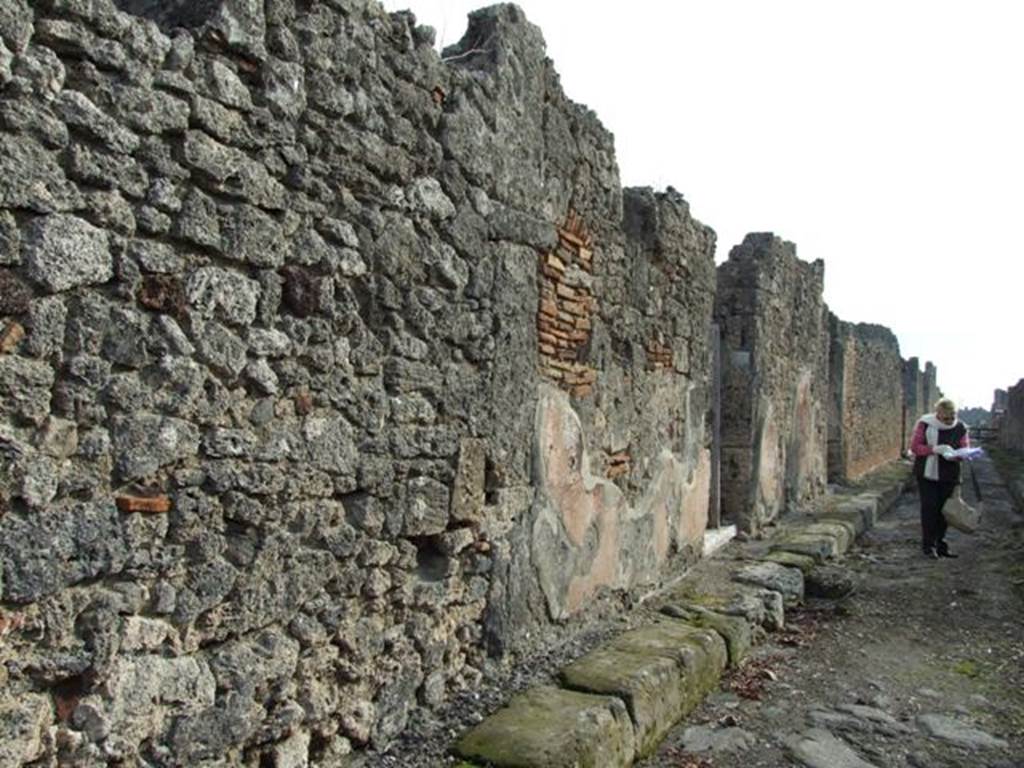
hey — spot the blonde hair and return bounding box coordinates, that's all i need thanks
[934,397,957,414]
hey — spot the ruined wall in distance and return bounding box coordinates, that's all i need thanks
[1000,379,1024,453]
[828,317,904,482]
[714,233,828,533]
[902,356,924,450]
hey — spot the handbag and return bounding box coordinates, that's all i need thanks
[943,463,984,534]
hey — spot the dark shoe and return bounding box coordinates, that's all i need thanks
[923,547,939,560]
[937,546,959,558]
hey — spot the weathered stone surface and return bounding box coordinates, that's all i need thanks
[560,648,692,757]
[0,0,33,54]
[733,560,804,606]
[451,437,486,524]
[455,686,636,768]
[681,724,757,754]
[805,565,856,599]
[0,355,55,426]
[716,234,828,533]
[186,265,261,326]
[77,654,216,749]
[764,549,817,573]
[182,130,286,208]
[23,214,112,292]
[773,532,838,563]
[803,520,855,554]
[916,714,1010,750]
[809,704,912,736]
[829,318,904,482]
[0,693,51,766]
[56,90,140,155]
[0,501,127,602]
[0,269,31,314]
[660,606,753,667]
[0,134,80,212]
[785,728,879,768]
[111,412,200,481]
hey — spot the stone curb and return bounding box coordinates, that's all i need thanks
[453,466,910,767]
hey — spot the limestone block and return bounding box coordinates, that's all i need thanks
[454,686,635,768]
[772,532,838,563]
[560,648,688,757]
[606,620,727,711]
[821,506,868,536]
[802,521,855,553]
[661,606,753,667]
[764,550,817,573]
[733,560,804,606]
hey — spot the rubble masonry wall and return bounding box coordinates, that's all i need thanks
[713,233,829,533]
[0,1,718,764]
[827,316,904,482]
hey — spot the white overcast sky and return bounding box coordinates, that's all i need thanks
[382,0,1022,410]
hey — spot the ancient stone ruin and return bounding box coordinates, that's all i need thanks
[0,1,992,765]
[997,380,1024,452]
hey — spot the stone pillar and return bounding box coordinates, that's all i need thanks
[715,233,828,533]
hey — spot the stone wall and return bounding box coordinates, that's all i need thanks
[923,361,939,414]
[0,1,717,763]
[902,356,925,450]
[1000,379,1024,453]
[827,317,904,482]
[714,233,828,533]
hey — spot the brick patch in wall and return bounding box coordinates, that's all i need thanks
[115,494,172,514]
[538,211,597,398]
[645,336,674,372]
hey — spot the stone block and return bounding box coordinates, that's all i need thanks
[23,213,112,292]
[660,606,753,667]
[0,693,50,766]
[560,648,683,757]
[606,620,726,710]
[764,550,817,573]
[0,355,53,426]
[733,560,804,606]
[0,500,128,602]
[819,506,867,536]
[111,413,200,482]
[454,686,635,768]
[451,438,486,524]
[771,533,837,563]
[802,521,855,553]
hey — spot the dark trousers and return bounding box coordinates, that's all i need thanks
[917,476,957,551]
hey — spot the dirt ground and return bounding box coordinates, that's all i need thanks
[639,451,1024,768]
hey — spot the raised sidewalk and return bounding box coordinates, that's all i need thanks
[452,462,911,767]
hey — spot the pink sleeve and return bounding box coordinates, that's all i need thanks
[959,429,970,449]
[909,422,931,457]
